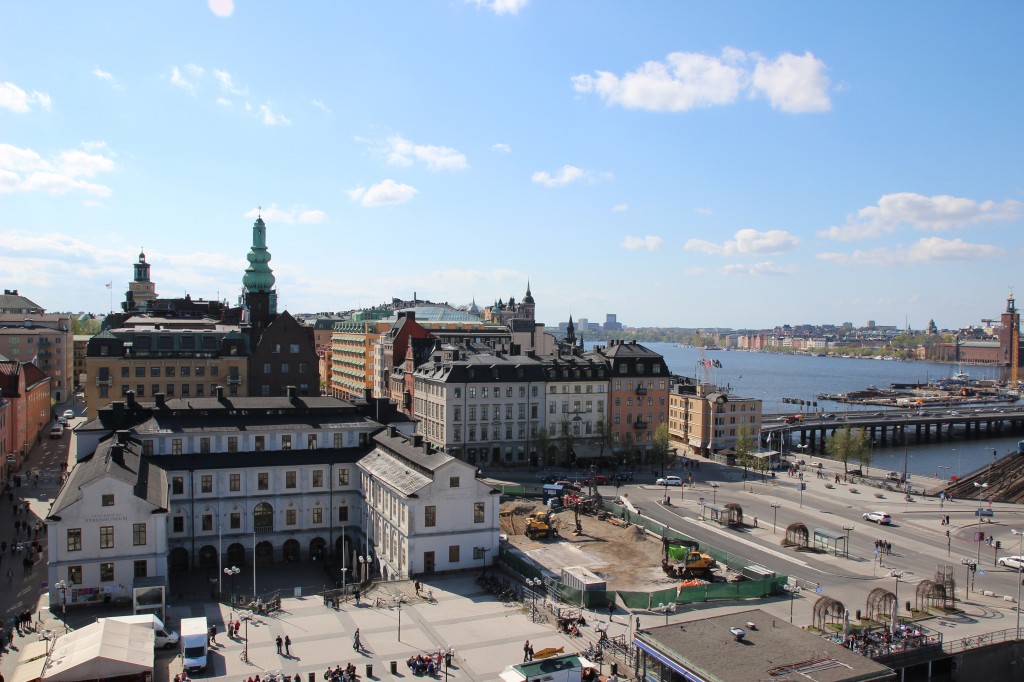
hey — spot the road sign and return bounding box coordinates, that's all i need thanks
[975,508,995,518]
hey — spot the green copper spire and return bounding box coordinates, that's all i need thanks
[242,216,276,293]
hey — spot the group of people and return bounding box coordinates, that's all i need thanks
[275,634,293,656]
[324,663,358,680]
[939,514,952,525]
[874,539,894,555]
[406,653,441,676]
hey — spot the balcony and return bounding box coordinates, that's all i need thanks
[635,385,647,395]
[227,375,242,385]
[96,376,113,387]
[634,420,648,430]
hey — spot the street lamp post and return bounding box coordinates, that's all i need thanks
[1013,529,1024,640]
[889,570,905,635]
[224,565,240,601]
[526,577,542,619]
[770,502,781,534]
[54,580,67,615]
[656,602,675,626]
[843,525,855,560]
[396,598,403,641]
[710,482,719,506]
[340,567,348,604]
[783,584,799,624]
[799,472,804,508]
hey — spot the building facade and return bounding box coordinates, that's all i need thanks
[0,312,74,402]
[359,428,499,579]
[668,380,763,456]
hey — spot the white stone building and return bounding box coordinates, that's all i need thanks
[359,427,500,579]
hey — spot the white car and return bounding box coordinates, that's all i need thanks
[656,476,682,486]
[62,409,75,420]
[998,556,1024,570]
[863,511,892,524]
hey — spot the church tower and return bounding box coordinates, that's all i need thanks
[242,216,277,328]
[520,281,536,321]
[125,249,157,311]
[1000,291,1020,384]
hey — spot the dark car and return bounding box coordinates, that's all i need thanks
[540,475,559,485]
[615,471,635,482]
[554,480,580,491]
[585,475,612,486]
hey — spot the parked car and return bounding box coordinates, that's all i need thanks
[57,417,68,426]
[863,511,892,524]
[553,480,580,491]
[62,409,74,420]
[49,425,64,439]
[587,475,612,486]
[540,475,559,484]
[998,556,1024,570]
[886,471,904,482]
[615,471,635,482]
[656,475,682,486]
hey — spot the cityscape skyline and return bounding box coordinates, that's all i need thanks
[1,2,1021,328]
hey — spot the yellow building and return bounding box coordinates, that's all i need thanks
[668,380,762,457]
[83,319,249,419]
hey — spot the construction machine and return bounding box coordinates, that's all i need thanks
[661,538,716,579]
[525,511,558,539]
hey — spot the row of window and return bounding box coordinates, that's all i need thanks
[67,523,147,551]
[614,395,663,407]
[262,362,309,374]
[120,383,239,398]
[452,385,542,399]
[547,384,606,394]
[100,364,223,379]
[453,423,538,442]
[171,504,350,534]
[548,400,604,414]
[170,467,351,494]
[64,560,147,585]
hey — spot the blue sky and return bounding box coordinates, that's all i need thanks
[1,1,1021,330]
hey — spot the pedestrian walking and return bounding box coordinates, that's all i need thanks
[353,628,361,651]
[208,624,217,645]
[523,640,531,662]
[276,635,283,654]
[753,516,758,528]
[285,635,291,656]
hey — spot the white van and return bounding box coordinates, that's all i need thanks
[101,614,179,649]
[180,616,209,672]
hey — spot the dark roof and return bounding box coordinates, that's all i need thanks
[146,446,370,471]
[21,362,50,389]
[0,291,44,313]
[639,608,893,682]
[133,411,376,436]
[413,350,545,384]
[49,436,167,517]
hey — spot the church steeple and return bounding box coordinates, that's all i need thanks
[565,315,576,346]
[242,215,277,325]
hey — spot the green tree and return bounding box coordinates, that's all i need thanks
[735,425,756,472]
[826,426,868,474]
[651,423,672,474]
[859,430,873,475]
[72,316,101,335]
[559,418,575,468]
[535,429,552,468]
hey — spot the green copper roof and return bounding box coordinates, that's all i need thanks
[242,217,276,293]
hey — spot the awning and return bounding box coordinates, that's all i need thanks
[12,657,46,682]
[634,639,706,682]
[41,620,153,681]
[19,639,50,663]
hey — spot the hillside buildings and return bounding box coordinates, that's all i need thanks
[0,290,74,402]
[668,379,762,457]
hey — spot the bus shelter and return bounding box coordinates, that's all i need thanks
[702,504,741,527]
[812,528,848,557]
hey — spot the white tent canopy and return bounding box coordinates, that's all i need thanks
[41,620,153,681]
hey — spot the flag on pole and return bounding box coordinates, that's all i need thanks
[105,281,112,289]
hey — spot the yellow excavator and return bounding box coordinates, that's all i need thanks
[661,538,716,579]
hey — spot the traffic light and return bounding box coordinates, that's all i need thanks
[996,541,1002,549]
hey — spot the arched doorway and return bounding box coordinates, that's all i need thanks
[254,502,274,531]
[310,537,326,562]
[227,543,246,566]
[335,535,352,560]
[198,545,217,569]
[283,539,300,563]
[255,540,274,565]
[169,547,189,571]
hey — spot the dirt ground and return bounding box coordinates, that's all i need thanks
[501,500,678,591]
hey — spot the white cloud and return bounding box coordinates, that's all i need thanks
[491,143,512,153]
[817,237,1004,266]
[213,70,247,95]
[750,52,831,113]
[91,68,118,88]
[259,104,291,126]
[208,0,234,17]
[621,236,662,250]
[311,99,331,113]
[682,267,709,276]
[468,0,528,15]
[216,98,231,107]
[0,142,115,197]
[684,228,800,256]
[611,203,629,212]
[385,135,468,171]
[572,48,830,114]
[695,207,714,216]
[0,81,52,112]
[347,179,418,207]
[819,193,1024,241]
[531,165,585,187]
[719,261,798,276]
[243,205,328,225]
[170,66,195,94]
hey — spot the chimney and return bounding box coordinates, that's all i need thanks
[126,390,136,408]
[286,386,296,399]
[423,440,431,455]
[155,393,165,408]
[364,388,372,403]
[412,434,423,448]
[112,401,124,418]
[406,312,416,322]
[215,385,225,400]
[116,429,130,444]
[388,426,398,439]
[109,443,123,459]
